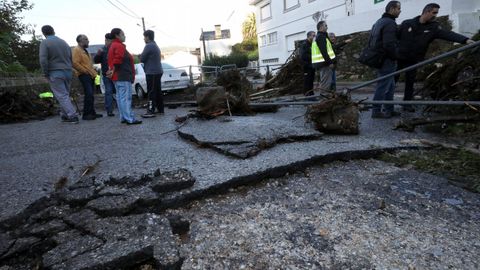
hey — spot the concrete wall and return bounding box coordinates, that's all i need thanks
[253,0,480,68]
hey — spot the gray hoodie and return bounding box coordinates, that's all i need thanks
[39,35,72,77]
[140,41,163,75]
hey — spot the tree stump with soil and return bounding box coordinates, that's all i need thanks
[306,94,359,134]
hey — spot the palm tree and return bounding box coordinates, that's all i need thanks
[242,12,257,41]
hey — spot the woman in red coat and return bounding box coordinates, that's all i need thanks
[107,28,142,125]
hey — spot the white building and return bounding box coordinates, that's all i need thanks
[251,0,480,67]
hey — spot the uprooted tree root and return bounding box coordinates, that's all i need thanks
[305,94,359,134]
[216,69,253,115]
[193,70,253,118]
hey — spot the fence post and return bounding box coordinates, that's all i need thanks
[189,65,193,85]
[265,65,270,84]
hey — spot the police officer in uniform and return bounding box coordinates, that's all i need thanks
[397,3,474,111]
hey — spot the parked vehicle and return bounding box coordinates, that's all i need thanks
[133,63,191,98]
[100,63,191,98]
[161,62,191,91]
[132,64,147,99]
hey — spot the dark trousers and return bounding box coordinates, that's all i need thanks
[303,66,315,93]
[78,74,96,115]
[146,74,164,113]
[396,60,417,101]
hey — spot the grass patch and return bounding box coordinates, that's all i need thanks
[379,148,480,193]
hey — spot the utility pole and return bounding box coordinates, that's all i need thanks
[201,28,207,61]
[141,17,146,32]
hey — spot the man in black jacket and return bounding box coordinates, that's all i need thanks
[397,3,474,111]
[370,1,401,118]
[140,30,164,118]
[94,33,115,116]
[300,31,316,95]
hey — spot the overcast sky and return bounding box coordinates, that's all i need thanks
[21,0,253,54]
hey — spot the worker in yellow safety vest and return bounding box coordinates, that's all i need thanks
[311,20,336,92]
[94,73,101,93]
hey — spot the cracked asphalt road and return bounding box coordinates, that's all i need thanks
[1,102,435,222]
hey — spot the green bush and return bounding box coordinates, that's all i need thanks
[4,61,27,73]
[231,39,258,61]
[203,53,249,68]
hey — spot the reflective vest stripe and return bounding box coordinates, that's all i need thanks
[94,75,101,86]
[311,39,336,64]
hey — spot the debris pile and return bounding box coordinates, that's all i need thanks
[261,52,304,96]
[305,94,359,134]
[421,35,480,103]
[0,85,56,123]
[406,33,480,135]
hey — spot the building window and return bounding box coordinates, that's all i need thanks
[285,32,305,52]
[346,0,355,16]
[267,32,277,45]
[284,0,300,12]
[260,3,272,21]
[262,58,279,64]
[260,35,267,47]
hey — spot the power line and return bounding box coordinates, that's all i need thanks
[113,0,141,19]
[105,0,140,19]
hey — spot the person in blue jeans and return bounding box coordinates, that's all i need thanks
[328,32,352,91]
[368,1,402,118]
[39,25,79,123]
[107,28,141,125]
[94,33,115,116]
[373,58,397,116]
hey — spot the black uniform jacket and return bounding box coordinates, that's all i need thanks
[398,16,468,62]
[299,39,313,70]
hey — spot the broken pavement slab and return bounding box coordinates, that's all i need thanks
[48,214,181,270]
[178,115,323,158]
[0,169,193,269]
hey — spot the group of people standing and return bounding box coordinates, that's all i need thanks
[39,25,165,125]
[299,2,474,119]
[300,21,349,96]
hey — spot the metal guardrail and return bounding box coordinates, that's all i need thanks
[346,40,480,92]
[166,63,279,85]
[249,40,480,107]
[248,100,480,107]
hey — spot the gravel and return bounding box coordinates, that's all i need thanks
[167,159,480,269]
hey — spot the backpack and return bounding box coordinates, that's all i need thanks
[358,23,386,68]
